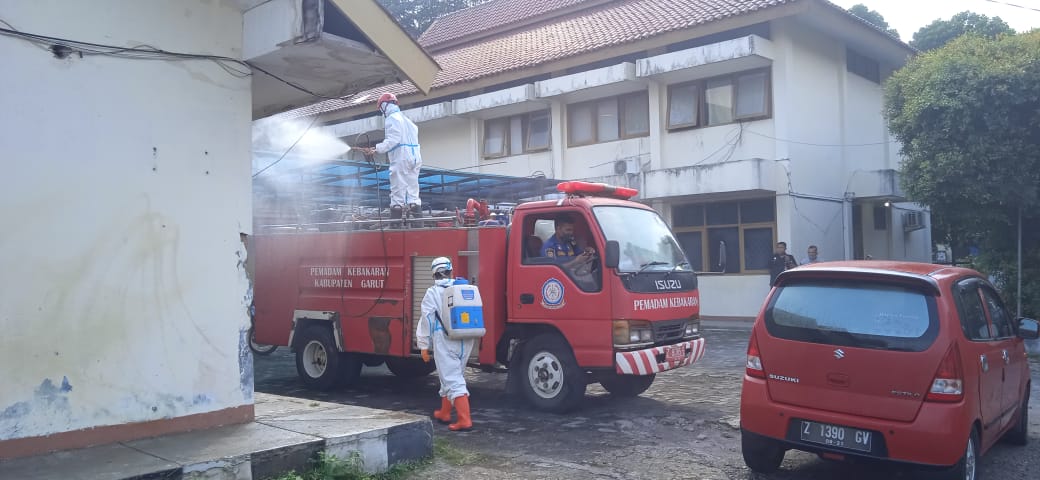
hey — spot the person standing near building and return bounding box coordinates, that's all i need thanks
[768,241,798,285]
[358,92,422,224]
[801,245,821,265]
[416,257,475,432]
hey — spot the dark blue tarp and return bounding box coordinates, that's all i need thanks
[254,158,561,211]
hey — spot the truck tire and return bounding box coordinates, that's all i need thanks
[385,357,436,378]
[599,373,655,397]
[521,334,586,413]
[294,326,360,390]
[248,325,278,356]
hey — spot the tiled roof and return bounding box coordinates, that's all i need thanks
[288,0,798,119]
[418,0,595,51]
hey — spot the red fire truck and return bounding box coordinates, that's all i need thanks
[252,181,705,412]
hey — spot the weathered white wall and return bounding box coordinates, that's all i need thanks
[0,0,253,442]
[562,137,651,179]
[698,274,772,318]
[419,117,475,171]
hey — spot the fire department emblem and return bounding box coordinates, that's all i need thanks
[541,278,565,310]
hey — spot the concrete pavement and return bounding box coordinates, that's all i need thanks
[0,393,432,480]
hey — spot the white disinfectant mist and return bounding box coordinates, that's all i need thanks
[251,116,354,230]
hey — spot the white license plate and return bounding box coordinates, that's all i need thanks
[799,420,872,452]
[665,345,685,363]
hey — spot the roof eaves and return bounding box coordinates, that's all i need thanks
[814,0,918,54]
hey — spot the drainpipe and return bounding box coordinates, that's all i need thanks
[843,192,854,260]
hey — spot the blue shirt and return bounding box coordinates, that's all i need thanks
[541,235,578,258]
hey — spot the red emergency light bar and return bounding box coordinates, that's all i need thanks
[557,181,638,200]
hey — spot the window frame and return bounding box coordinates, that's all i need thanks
[665,68,773,132]
[672,198,777,274]
[525,110,552,152]
[980,285,1015,339]
[482,110,552,158]
[954,278,995,341]
[567,91,651,147]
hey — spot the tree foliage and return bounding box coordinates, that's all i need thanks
[847,4,898,37]
[378,0,486,38]
[910,11,1015,52]
[885,31,1040,314]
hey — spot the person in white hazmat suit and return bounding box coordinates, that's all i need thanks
[359,92,422,223]
[416,256,476,431]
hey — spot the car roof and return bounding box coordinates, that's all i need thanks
[776,261,984,294]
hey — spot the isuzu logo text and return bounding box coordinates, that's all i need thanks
[654,279,682,290]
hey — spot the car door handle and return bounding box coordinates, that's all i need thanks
[980,355,989,372]
[520,293,534,304]
[1002,349,1010,365]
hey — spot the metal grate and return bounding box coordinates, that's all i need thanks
[411,256,439,349]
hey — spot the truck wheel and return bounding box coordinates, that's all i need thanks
[741,430,785,473]
[294,326,359,390]
[521,334,586,413]
[248,325,278,356]
[599,373,655,397]
[385,357,436,378]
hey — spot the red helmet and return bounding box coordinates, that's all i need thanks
[377,92,398,108]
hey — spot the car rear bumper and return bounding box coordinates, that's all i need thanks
[740,376,971,467]
[615,338,705,375]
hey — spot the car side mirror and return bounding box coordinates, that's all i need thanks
[605,240,620,269]
[1017,318,1039,340]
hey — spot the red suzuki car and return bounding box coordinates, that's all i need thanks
[740,261,1039,479]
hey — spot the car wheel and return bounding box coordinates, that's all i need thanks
[521,334,587,413]
[741,430,785,474]
[385,357,437,378]
[599,373,655,397]
[946,428,978,480]
[1006,389,1029,446]
[294,326,360,390]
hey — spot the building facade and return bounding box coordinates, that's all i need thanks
[309,0,932,318]
[0,0,434,458]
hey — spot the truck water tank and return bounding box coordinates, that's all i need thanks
[441,283,486,339]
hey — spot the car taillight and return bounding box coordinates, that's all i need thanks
[926,344,964,403]
[746,333,766,379]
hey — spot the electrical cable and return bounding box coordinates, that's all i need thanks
[251,115,323,178]
[982,0,1040,13]
[745,129,896,147]
[0,17,373,100]
[328,132,391,321]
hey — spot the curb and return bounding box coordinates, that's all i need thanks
[0,399,433,480]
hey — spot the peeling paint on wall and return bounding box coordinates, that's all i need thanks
[1,377,74,441]
[239,328,255,402]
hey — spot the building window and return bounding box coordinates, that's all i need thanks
[672,198,776,273]
[847,48,880,83]
[482,110,551,158]
[567,92,650,147]
[667,69,771,130]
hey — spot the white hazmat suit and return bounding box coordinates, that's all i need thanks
[374,104,422,209]
[416,281,477,401]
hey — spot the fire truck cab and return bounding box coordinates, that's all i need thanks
[252,181,705,412]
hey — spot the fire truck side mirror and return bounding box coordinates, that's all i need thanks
[604,240,620,269]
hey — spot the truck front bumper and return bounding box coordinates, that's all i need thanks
[614,338,705,375]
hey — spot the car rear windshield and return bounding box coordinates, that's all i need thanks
[764,280,939,352]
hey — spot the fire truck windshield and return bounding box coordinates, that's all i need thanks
[592,206,690,273]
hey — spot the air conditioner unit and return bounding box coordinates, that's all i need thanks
[613,158,640,175]
[903,211,925,232]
